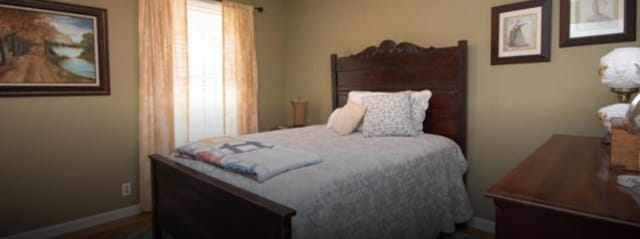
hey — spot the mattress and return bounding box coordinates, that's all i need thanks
[172,125,473,239]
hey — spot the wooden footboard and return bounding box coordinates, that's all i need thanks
[149,154,296,239]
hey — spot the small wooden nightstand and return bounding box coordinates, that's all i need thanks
[485,135,640,239]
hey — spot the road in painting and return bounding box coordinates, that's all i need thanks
[0,6,97,85]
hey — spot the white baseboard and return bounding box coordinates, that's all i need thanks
[467,216,495,234]
[1,205,140,239]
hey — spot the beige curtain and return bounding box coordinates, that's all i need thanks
[138,0,188,212]
[138,0,258,211]
[223,1,259,135]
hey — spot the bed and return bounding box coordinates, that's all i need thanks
[149,39,469,239]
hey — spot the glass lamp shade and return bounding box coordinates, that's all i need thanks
[600,47,640,90]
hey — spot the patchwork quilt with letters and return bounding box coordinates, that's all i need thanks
[175,136,322,182]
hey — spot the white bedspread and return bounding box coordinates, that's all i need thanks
[172,125,473,239]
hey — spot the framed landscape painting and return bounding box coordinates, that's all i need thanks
[560,0,636,47]
[491,0,551,65]
[0,0,109,96]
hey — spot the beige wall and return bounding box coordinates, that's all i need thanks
[0,0,138,236]
[282,0,639,220]
[0,0,285,236]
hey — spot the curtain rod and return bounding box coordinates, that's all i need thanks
[214,0,264,12]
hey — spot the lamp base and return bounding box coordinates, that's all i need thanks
[611,88,639,103]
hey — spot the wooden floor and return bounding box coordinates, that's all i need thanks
[53,214,151,239]
[55,213,494,239]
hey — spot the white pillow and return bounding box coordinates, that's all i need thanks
[409,90,432,132]
[348,90,432,132]
[326,107,342,129]
[361,92,416,137]
[348,91,389,105]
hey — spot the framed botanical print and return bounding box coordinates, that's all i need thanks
[491,0,551,65]
[0,0,109,96]
[560,0,636,47]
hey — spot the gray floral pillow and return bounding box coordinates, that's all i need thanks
[362,92,416,137]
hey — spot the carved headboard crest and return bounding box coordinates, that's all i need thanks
[354,40,436,59]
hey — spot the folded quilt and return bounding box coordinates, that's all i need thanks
[175,136,322,182]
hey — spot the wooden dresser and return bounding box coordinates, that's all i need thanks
[485,135,640,239]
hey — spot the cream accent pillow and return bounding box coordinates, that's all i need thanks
[326,107,342,129]
[331,101,366,135]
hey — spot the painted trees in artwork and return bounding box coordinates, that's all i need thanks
[0,8,59,66]
[79,32,95,61]
[0,19,7,65]
[0,8,16,65]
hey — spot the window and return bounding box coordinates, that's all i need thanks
[173,0,257,146]
[176,0,223,145]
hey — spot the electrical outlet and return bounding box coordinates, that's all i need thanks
[121,182,132,197]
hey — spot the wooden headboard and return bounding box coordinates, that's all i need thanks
[331,40,468,153]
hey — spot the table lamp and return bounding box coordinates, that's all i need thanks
[291,97,307,127]
[598,48,640,144]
